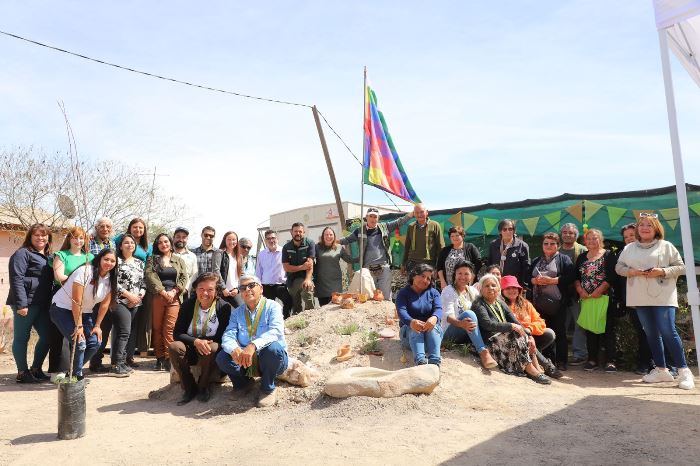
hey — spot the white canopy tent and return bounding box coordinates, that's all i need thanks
[653,0,700,373]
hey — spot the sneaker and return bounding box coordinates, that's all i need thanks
[154,358,164,371]
[528,372,552,385]
[583,361,598,372]
[569,356,587,366]
[642,368,675,383]
[126,357,140,368]
[16,370,39,384]
[30,367,50,381]
[257,389,277,408]
[604,363,617,373]
[556,362,568,372]
[111,364,131,378]
[678,368,695,390]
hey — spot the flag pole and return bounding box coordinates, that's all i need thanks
[359,66,367,296]
[658,28,700,375]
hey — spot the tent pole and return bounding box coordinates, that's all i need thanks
[658,29,700,374]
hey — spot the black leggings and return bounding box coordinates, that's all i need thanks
[586,309,617,365]
[90,303,138,366]
[542,309,567,365]
[262,284,293,319]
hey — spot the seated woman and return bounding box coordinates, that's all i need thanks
[169,272,232,405]
[501,275,562,379]
[397,264,443,366]
[440,261,497,369]
[49,249,118,380]
[471,274,551,385]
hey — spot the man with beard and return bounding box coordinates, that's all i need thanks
[282,222,317,315]
[191,226,223,287]
[172,227,198,298]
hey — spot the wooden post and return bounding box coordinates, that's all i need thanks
[312,105,346,229]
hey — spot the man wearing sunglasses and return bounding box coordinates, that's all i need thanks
[217,274,288,408]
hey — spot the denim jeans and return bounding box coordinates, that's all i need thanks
[442,310,486,352]
[635,306,687,369]
[400,323,442,365]
[12,303,50,372]
[216,341,288,393]
[49,304,100,376]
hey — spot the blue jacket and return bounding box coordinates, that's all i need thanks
[7,247,53,308]
[396,286,443,326]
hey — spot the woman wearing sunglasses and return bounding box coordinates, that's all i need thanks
[487,219,530,287]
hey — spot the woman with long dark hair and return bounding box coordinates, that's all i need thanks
[7,223,54,383]
[145,233,187,371]
[49,248,118,379]
[219,231,243,308]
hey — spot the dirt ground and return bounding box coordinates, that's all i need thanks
[1,301,700,465]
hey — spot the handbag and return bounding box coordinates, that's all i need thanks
[534,290,561,317]
[577,295,609,334]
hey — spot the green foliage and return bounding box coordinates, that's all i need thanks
[335,323,359,335]
[360,330,380,354]
[286,317,309,331]
[296,333,313,347]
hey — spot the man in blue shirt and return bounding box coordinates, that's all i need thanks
[216,274,288,408]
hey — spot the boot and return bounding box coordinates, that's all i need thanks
[479,349,498,369]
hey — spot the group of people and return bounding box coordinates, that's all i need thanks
[394,208,694,390]
[6,204,695,409]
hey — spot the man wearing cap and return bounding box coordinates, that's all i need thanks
[402,203,445,275]
[338,207,413,300]
[173,226,198,298]
[256,230,293,318]
[216,274,288,408]
[239,237,256,277]
[191,226,223,287]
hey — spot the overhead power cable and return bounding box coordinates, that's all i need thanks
[0,29,311,108]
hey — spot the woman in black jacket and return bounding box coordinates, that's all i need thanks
[169,272,232,405]
[526,232,575,371]
[487,219,530,287]
[436,226,482,289]
[7,224,54,383]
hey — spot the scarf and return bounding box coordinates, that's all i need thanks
[244,297,266,377]
[191,299,217,337]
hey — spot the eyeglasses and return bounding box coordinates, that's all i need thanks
[640,212,658,218]
[238,282,259,291]
[202,233,214,239]
[240,245,251,250]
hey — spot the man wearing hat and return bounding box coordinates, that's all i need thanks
[338,207,413,301]
[173,226,198,298]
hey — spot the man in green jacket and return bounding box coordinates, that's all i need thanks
[402,203,445,276]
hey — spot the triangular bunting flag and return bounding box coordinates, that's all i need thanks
[583,200,604,221]
[667,219,678,230]
[448,211,463,227]
[463,213,478,232]
[690,203,700,217]
[659,207,679,222]
[521,217,539,236]
[607,206,627,228]
[544,211,561,229]
[565,203,583,222]
[483,218,498,235]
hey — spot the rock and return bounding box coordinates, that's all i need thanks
[324,364,440,398]
[278,357,319,387]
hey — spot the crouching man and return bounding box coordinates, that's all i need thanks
[169,272,232,405]
[216,274,288,408]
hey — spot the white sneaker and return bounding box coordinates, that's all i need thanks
[678,368,695,390]
[642,368,675,383]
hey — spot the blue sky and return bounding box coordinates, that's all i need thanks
[1,1,698,244]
